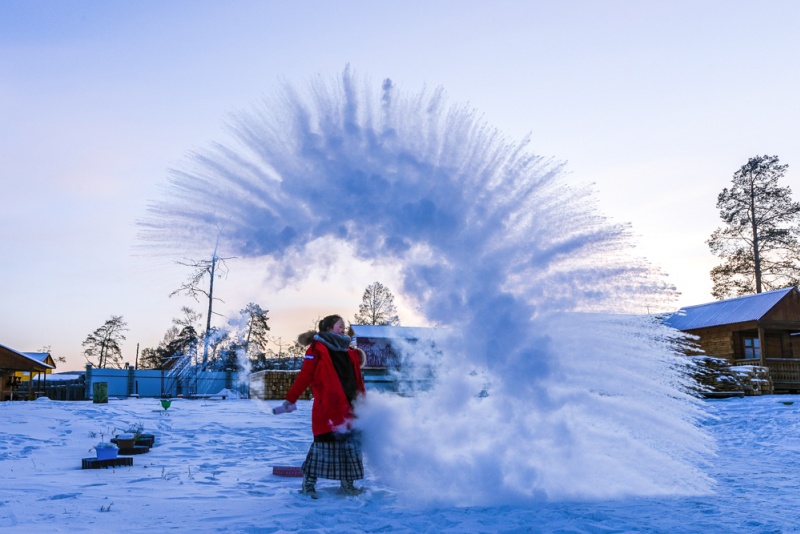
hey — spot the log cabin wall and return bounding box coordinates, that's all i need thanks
[687,326,800,362]
[765,333,785,359]
[685,324,740,360]
[760,292,800,358]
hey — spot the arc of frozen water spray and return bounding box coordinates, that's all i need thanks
[140,66,714,504]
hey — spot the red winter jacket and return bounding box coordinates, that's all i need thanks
[285,340,366,436]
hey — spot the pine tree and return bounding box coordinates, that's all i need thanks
[161,325,200,369]
[240,303,270,356]
[708,155,800,299]
[137,347,162,370]
[82,316,128,369]
[354,282,400,325]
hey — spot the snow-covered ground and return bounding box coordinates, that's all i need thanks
[1,395,799,533]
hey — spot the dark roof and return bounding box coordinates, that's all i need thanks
[664,287,795,331]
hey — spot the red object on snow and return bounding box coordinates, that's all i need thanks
[272,466,304,477]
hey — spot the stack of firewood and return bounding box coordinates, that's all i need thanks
[688,356,744,396]
[248,370,313,400]
[730,365,774,395]
[688,356,775,396]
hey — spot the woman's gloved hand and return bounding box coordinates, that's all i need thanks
[272,400,297,415]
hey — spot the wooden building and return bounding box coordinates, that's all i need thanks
[1,344,55,400]
[15,352,56,379]
[351,325,441,367]
[350,325,441,392]
[665,287,800,393]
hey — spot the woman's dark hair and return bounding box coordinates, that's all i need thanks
[319,314,344,333]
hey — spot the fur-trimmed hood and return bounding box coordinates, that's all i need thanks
[354,347,366,368]
[297,330,317,346]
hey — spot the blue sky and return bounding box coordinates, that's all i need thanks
[3,1,800,370]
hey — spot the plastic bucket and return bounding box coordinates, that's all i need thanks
[96,446,118,460]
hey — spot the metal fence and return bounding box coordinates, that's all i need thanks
[82,365,248,399]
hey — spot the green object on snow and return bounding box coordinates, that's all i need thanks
[92,382,108,404]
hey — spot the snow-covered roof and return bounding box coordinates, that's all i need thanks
[22,352,52,364]
[0,343,55,370]
[664,287,795,331]
[351,325,438,340]
[46,373,83,382]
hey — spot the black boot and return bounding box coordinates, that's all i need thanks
[302,474,318,499]
[340,479,363,496]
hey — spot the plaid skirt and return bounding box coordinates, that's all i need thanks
[301,432,364,481]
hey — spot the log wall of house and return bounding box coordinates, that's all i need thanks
[687,325,736,360]
[759,294,800,358]
[762,332,800,358]
[765,333,785,359]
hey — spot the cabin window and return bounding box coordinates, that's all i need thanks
[743,337,761,360]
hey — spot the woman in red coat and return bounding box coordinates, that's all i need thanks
[279,314,366,498]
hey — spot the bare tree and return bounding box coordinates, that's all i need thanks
[354,281,400,325]
[82,316,128,369]
[170,252,233,368]
[38,345,65,365]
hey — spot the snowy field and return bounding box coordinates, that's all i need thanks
[2,395,799,533]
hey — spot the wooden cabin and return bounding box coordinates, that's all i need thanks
[665,287,800,393]
[350,325,441,368]
[0,344,55,400]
